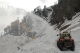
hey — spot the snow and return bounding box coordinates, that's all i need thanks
[0,13,61,53]
[0,12,80,53]
[16,24,60,53]
[71,27,80,31]
[61,12,80,32]
[71,29,80,53]
[0,35,32,53]
[61,12,80,27]
[61,12,80,53]
[0,6,27,35]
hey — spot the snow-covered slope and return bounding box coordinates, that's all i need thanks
[16,12,80,53]
[62,12,80,27]
[0,35,32,53]
[0,12,80,53]
[17,21,59,53]
[0,13,60,53]
[61,12,80,32]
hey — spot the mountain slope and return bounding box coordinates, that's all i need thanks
[61,12,80,32]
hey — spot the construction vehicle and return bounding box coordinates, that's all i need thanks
[57,32,75,51]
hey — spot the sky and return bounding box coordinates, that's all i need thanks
[0,0,58,11]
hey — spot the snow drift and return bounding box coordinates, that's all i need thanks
[0,13,61,53]
[1,12,80,53]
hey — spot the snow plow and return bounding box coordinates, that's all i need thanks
[57,32,75,51]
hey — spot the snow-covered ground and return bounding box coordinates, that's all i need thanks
[0,35,32,53]
[0,13,60,53]
[0,12,80,53]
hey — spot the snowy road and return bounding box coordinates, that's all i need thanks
[61,28,80,53]
[71,29,80,53]
[61,42,80,53]
[61,43,80,53]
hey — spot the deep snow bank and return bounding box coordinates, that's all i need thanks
[17,22,60,53]
[23,13,48,37]
[17,14,60,53]
[0,35,32,53]
[0,13,61,53]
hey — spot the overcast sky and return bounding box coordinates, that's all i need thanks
[0,0,58,11]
